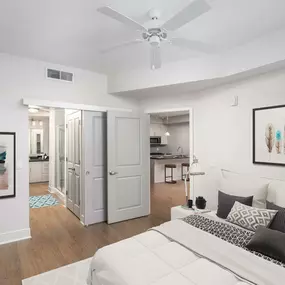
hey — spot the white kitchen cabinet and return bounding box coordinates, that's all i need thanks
[150,124,160,136]
[150,125,155,136]
[29,161,49,183]
[150,123,168,145]
[42,161,49,182]
[160,125,168,145]
[30,129,44,154]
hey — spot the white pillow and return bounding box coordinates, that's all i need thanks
[267,181,285,208]
[219,173,269,208]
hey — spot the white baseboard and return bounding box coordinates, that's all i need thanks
[0,228,31,245]
[49,186,66,204]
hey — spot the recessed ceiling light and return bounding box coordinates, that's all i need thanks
[29,108,39,113]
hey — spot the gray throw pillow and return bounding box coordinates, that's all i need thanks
[226,201,277,232]
[267,201,285,233]
[217,191,253,219]
[246,226,285,263]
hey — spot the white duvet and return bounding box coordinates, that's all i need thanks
[87,218,285,285]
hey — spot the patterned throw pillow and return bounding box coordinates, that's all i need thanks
[226,201,277,232]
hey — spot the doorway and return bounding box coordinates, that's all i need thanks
[147,108,194,215]
[28,108,51,205]
[27,107,110,225]
[25,98,151,229]
[28,107,80,222]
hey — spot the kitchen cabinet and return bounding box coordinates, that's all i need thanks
[150,125,154,136]
[30,129,44,154]
[150,124,160,136]
[160,125,168,145]
[29,161,49,183]
[150,123,168,145]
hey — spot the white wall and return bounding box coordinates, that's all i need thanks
[42,119,49,155]
[0,53,138,244]
[141,69,285,209]
[167,123,190,155]
[55,109,65,126]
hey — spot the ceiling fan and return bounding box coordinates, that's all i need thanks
[97,0,213,70]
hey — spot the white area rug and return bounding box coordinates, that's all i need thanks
[22,258,92,285]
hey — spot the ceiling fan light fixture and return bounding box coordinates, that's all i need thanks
[149,35,160,47]
[97,1,213,70]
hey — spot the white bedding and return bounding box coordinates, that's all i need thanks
[87,217,285,285]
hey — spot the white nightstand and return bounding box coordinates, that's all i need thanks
[171,205,211,220]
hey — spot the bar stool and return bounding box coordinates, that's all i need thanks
[181,162,190,181]
[165,164,177,184]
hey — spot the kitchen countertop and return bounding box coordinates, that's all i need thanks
[150,155,189,160]
[29,159,49,162]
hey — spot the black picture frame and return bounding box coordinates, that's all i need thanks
[253,104,285,167]
[0,132,16,199]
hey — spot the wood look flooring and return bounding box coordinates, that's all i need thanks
[0,182,185,285]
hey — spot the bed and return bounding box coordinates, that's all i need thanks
[87,172,285,285]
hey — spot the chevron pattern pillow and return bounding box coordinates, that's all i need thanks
[226,201,277,232]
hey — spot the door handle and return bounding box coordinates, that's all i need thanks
[68,167,75,171]
[109,171,118,175]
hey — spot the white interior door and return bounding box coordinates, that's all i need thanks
[59,126,65,190]
[107,111,150,224]
[55,125,65,191]
[82,111,107,226]
[66,111,81,218]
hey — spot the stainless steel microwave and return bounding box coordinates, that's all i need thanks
[150,136,161,144]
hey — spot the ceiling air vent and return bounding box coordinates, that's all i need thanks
[47,68,74,82]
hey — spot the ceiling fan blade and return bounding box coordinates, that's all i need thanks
[171,37,215,53]
[98,6,147,32]
[162,0,211,31]
[150,46,162,70]
[100,39,144,54]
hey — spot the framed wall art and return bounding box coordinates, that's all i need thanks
[253,105,285,166]
[0,132,16,199]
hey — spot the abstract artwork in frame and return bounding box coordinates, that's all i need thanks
[253,105,285,166]
[0,132,16,199]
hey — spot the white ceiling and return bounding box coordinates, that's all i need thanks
[0,0,285,74]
